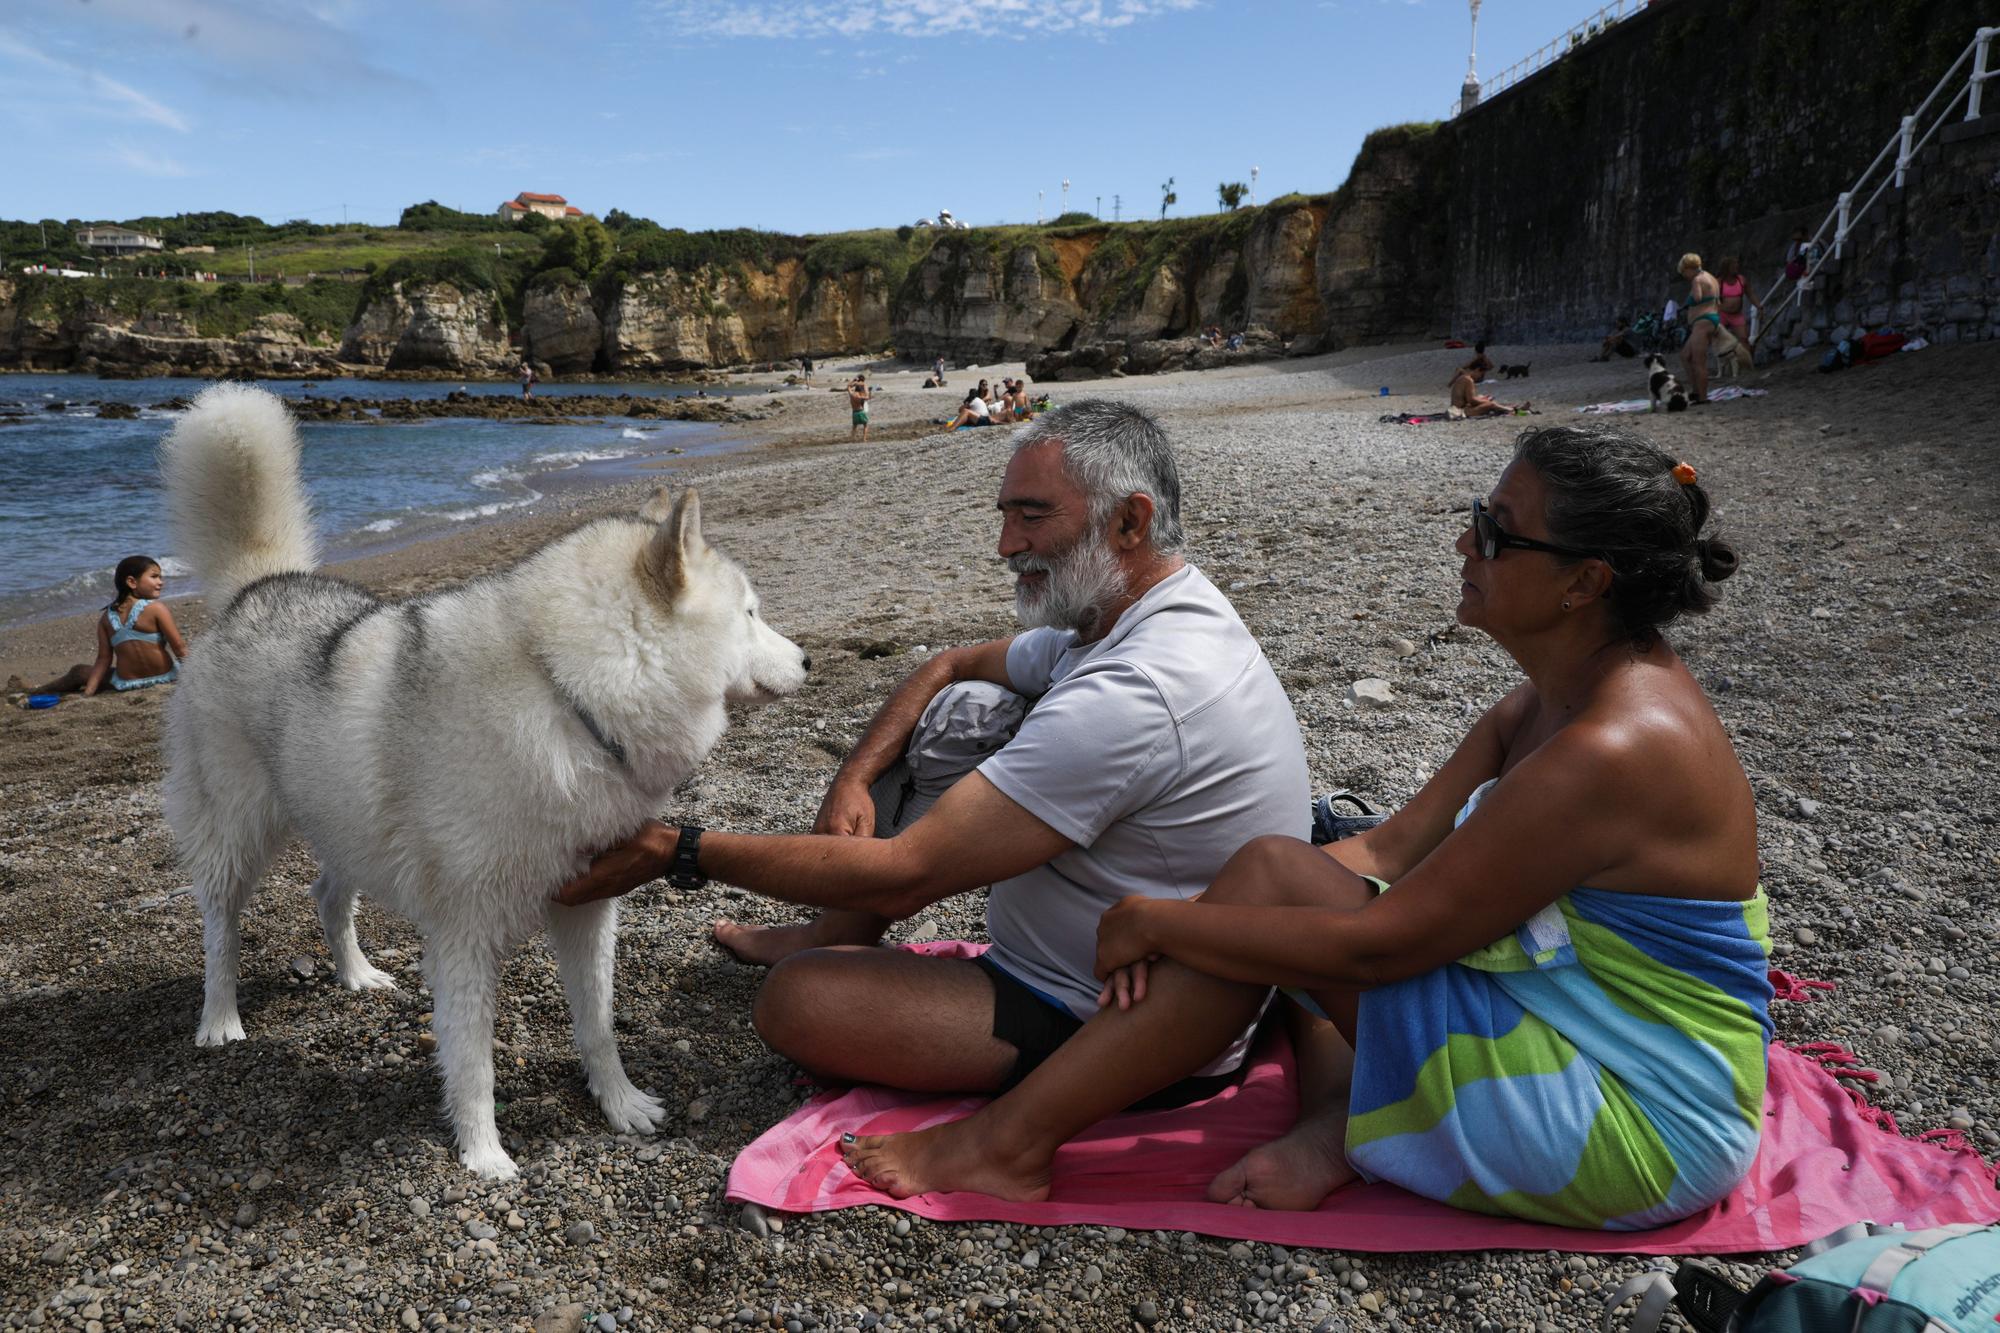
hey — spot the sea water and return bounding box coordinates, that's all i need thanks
[0,373,767,628]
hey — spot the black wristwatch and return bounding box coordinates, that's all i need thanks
[666,824,707,890]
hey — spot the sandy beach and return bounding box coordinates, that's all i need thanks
[4,340,1998,1331]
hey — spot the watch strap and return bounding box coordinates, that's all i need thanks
[667,824,707,890]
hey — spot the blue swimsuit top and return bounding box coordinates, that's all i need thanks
[108,599,163,646]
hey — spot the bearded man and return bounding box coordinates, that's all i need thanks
[558,399,1309,1106]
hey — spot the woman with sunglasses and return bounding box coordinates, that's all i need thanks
[840,425,1762,1232]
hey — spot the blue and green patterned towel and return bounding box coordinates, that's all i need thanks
[1344,880,1772,1230]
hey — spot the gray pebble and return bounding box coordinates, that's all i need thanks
[565,1220,596,1245]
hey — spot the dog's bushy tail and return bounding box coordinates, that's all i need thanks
[160,383,318,607]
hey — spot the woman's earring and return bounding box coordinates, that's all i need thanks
[1562,600,1572,610]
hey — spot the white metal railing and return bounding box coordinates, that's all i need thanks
[1755,25,1998,346]
[1450,0,1643,118]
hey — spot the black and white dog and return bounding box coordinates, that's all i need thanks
[1645,353,1689,413]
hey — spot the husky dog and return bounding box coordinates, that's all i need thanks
[1645,354,1690,413]
[161,384,808,1178]
[1714,327,1745,381]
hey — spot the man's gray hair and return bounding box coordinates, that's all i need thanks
[1011,399,1185,553]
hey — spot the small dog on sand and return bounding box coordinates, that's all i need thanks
[1497,364,1531,380]
[162,384,809,1178]
[1646,354,1689,413]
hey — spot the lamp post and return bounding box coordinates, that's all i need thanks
[1061,178,1070,215]
[1038,189,1044,224]
[1250,166,1259,207]
[1460,0,1483,112]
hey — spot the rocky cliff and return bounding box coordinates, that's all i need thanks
[339,280,512,372]
[589,260,891,373]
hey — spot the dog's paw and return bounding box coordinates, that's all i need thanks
[336,961,399,992]
[194,1014,246,1047]
[598,1084,667,1136]
[459,1143,519,1180]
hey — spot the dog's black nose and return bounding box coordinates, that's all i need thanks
[801,655,813,671]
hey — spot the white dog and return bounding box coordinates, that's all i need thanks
[160,384,807,1178]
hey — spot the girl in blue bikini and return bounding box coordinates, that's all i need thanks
[25,556,188,697]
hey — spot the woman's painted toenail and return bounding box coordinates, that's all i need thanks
[841,1132,856,1144]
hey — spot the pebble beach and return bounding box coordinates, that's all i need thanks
[3,339,1998,1332]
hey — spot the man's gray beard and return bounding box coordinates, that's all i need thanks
[1009,528,1124,635]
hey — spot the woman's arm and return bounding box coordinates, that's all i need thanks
[1324,684,1529,882]
[1105,721,1646,990]
[81,618,113,696]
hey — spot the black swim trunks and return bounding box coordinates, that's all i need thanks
[974,954,1245,1111]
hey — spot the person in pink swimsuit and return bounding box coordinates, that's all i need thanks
[1716,256,1762,365]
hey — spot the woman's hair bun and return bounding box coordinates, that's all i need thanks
[1695,537,1738,583]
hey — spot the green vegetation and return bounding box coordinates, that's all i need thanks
[1218,182,1247,211]
[10,273,365,340]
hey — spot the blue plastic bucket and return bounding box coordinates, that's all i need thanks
[27,694,60,709]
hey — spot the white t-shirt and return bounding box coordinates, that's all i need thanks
[979,564,1311,1068]
[966,396,990,420]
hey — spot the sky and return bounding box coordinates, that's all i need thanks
[4,0,1604,235]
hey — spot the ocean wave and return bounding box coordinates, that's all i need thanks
[362,518,403,534]
[439,493,539,523]
[530,447,636,467]
[469,466,527,490]
[620,427,652,440]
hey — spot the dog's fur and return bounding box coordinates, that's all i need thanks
[1645,353,1690,413]
[1497,363,1531,380]
[1714,327,1745,381]
[161,384,807,1178]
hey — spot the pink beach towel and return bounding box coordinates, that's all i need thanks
[726,947,1999,1254]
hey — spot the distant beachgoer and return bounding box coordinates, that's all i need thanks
[933,355,948,386]
[1594,316,1636,361]
[1716,257,1762,363]
[1449,366,1527,418]
[801,356,815,385]
[948,389,993,430]
[1783,228,1810,284]
[518,361,537,401]
[17,556,187,698]
[1462,340,1494,377]
[849,376,875,440]
[1679,253,1721,405]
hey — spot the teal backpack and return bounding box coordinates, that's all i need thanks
[1605,1223,2000,1332]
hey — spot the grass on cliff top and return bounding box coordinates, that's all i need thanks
[12,274,365,340]
[197,228,543,280]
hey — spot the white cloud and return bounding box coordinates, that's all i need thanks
[0,27,193,131]
[650,0,1202,40]
[109,141,193,177]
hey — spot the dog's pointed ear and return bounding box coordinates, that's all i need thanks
[645,487,704,598]
[638,485,675,524]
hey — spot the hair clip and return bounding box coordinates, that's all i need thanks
[1672,462,1698,486]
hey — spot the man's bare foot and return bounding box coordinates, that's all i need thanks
[840,1116,1053,1202]
[1206,1107,1357,1210]
[712,915,882,967]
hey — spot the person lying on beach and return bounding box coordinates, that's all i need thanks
[555,399,1310,1117]
[947,389,994,429]
[21,556,187,697]
[1448,366,1527,418]
[830,427,1765,1231]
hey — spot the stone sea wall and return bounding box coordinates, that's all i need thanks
[1439,0,2000,346]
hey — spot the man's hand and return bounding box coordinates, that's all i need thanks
[814,775,876,837]
[553,820,677,907]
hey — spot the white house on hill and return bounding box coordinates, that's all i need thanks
[77,225,164,254]
[497,192,585,222]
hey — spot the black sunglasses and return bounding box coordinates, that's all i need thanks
[1469,498,1596,562]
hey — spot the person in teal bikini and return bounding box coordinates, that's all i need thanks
[21,556,188,697]
[1679,252,1722,406]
